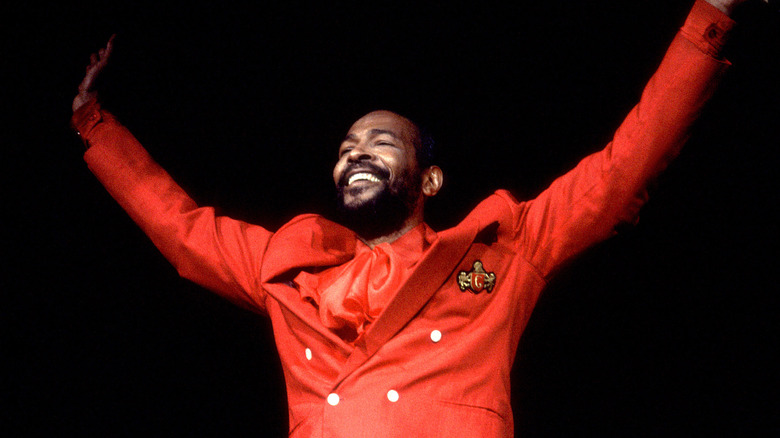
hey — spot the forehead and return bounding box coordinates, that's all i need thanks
[347,111,418,144]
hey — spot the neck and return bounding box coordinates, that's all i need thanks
[360,216,422,248]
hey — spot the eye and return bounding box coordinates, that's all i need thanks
[339,147,353,157]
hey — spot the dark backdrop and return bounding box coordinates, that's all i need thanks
[6,0,779,436]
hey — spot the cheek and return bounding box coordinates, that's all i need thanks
[392,157,418,181]
[332,161,344,184]
[385,152,411,177]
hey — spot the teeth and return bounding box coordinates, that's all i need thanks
[348,172,382,186]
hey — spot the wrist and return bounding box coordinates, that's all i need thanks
[72,91,97,113]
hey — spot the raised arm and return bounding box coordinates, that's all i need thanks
[509,0,742,278]
[72,37,273,313]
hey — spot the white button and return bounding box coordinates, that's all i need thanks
[305,348,312,361]
[430,330,442,343]
[327,393,340,406]
[387,390,399,402]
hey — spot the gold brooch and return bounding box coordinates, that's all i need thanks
[457,260,496,294]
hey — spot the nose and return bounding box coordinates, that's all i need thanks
[346,143,374,162]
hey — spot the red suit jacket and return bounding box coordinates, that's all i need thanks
[72,2,733,436]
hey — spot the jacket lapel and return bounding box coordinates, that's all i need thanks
[334,220,480,386]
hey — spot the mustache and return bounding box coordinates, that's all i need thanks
[337,163,391,187]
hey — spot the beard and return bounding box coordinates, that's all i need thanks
[336,166,421,241]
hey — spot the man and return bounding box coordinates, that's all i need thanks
[71,0,750,436]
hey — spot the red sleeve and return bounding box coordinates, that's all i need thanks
[510,0,735,278]
[73,99,273,313]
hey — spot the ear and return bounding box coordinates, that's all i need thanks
[421,166,444,197]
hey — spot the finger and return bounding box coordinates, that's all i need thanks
[90,53,98,65]
[105,34,116,57]
[95,34,116,67]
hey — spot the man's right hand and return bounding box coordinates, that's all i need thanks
[72,34,115,113]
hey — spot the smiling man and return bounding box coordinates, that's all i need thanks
[71,1,750,436]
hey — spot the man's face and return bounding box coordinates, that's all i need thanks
[333,111,422,208]
[333,111,423,236]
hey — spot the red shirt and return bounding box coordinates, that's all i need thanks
[72,2,734,436]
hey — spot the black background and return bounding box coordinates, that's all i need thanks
[6,0,779,436]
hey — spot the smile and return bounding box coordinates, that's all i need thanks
[347,172,383,186]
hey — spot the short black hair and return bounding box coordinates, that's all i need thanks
[413,125,437,169]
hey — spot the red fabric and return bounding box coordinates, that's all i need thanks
[73,2,733,436]
[295,223,436,339]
